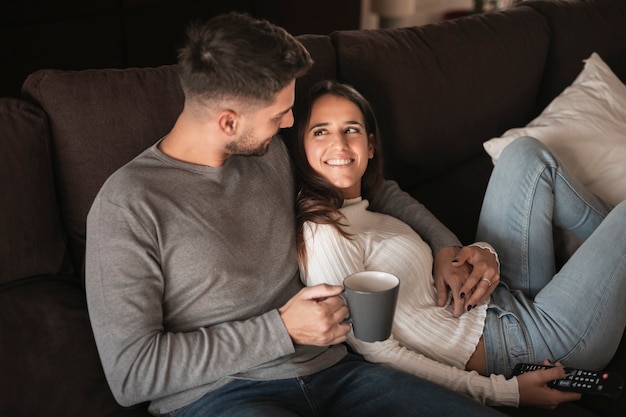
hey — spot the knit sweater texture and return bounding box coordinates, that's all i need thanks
[302,198,519,406]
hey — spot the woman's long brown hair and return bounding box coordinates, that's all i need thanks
[293,80,385,273]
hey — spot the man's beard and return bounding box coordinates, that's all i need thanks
[225,129,272,157]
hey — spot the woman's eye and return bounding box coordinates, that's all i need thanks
[346,127,359,134]
[313,129,327,137]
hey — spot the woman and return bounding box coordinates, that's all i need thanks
[292,80,626,408]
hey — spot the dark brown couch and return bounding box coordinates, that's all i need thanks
[1,1,625,416]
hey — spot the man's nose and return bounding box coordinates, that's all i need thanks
[280,110,294,128]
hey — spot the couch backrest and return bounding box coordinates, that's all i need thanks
[327,6,550,243]
[0,98,70,284]
[524,0,626,109]
[18,36,335,275]
[16,0,626,268]
[293,34,338,114]
[21,66,184,271]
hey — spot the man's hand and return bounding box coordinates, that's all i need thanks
[278,284,350,346]
[517,360,582,408]
[434,246,467,317]
[434,245,499,317]
[453,245,500,314]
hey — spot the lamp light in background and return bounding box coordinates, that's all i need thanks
[474,0,525,13]
[370,0,417,28]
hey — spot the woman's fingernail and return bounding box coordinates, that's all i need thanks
[460,292,465,299]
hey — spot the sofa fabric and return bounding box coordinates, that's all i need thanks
[1,1,625,416]
[0,277,130,417]
[21,66,184,272]
[0,98,69,284]
[524,0,626,109]
[327,6,550,243]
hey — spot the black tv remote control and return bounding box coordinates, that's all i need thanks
[513,363,624,398]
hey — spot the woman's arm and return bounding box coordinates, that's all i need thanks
[349,335,520,407]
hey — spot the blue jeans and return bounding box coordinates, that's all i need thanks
[162,353,504,417]
[477,137,626,377]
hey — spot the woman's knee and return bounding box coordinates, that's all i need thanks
[497,136,562,176]
[500,136,550,162]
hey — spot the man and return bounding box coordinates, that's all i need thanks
[86,12,503,417]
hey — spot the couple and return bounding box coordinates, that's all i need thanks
[84,11,625,417]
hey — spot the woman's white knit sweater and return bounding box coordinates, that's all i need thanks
[301,197,519,406]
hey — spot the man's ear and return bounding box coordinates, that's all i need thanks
[218,110,239,135]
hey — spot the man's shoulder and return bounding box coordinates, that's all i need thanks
[97,146,159,198]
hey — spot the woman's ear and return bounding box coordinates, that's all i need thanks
[218,110,239,135]
[368,133,375,159]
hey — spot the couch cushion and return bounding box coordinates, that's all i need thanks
[21,66,183,271]
[0,277,149,417]
[484,52,626,206]
[524,0,626,109]
[293,34,338,115]
[330,7,550,242]
[0,98,69,284]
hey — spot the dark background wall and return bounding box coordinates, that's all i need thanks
[0,0,362,98]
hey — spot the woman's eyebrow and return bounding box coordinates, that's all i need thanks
[308,120,363,132]
[308,121,329,132]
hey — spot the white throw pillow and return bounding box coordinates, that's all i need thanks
[483,52,626,206]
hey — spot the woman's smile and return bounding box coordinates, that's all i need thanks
[304,94,374,198]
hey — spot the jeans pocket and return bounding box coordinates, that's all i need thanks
[500,311,533,371]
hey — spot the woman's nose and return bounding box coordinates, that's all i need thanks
[331,134,349,149]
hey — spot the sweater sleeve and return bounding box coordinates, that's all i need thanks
[369,180,462,253]
[470,241,501,273]
[348,335,520,407]
[85,195,295,407]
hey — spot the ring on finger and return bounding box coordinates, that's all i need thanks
[481,277,492,286]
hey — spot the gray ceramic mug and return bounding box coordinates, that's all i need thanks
[342,271,400,342]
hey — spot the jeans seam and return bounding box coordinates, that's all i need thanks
[521,163,544,296]
[296,376,318,417]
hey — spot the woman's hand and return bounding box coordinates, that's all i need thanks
[434,245,499,317]
[453,245,500,314]
[517,361,582,408]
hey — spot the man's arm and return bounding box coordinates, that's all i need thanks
[368,180,461,253]
[368,180,463,309]
[369,180,497,316]
[85,196,295,406]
